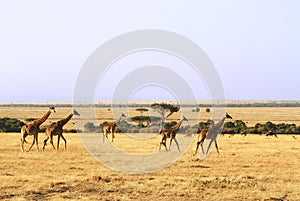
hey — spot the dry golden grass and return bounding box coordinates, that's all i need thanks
[1,106,300,200]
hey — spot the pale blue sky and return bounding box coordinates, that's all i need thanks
[0,0,299,102]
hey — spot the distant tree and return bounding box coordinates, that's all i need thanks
[198,120,214,131]
[136,108,149,116]
[223,121,235,134]
[224,122,234,129]
[233,120,247,133]
[131,116,161,127]
[263,121,277,133]
[164,121,177,130]
[151,103,180,132]
[284,123,297,134]
[25,118,37,123]
[99,121,109,130]
[192,108,200,113]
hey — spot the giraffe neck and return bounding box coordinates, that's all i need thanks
[216,116,226,127]
[116,115,124,123]
[34,110,51,127]
[210,116,226,132]
[57,114,73,127]
[171,119,184,130]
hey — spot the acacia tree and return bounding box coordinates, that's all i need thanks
[131,116,161,127]
[151,103,180,132]
[136,108,149,116]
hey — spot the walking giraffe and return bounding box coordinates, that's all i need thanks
[43,112,78,150]
[20,107,55,152]
[159,116,188,152]
[194,112,233,156]
[102,113,126,143]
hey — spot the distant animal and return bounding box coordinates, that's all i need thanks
[241,131,247,137]
[292,135,297,140]
[266,131,278,138]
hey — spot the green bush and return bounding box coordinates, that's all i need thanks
[164,121,177,130]
[25,118,37,123]
[0,118,25,132]
[84,122,96,132]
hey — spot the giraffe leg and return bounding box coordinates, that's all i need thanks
[162,141,168,151]
[102,132,106,142]
[111,131,115,143]
[194,134,206,156]
[61,134,67,150]
[200,137,206,155]
[21,139,25,153]
[35,134,39,152]
[57,135,61,150]
[20,128,28,152]
[214,139,220,154]
[159,140,168,151]
[27,136,36,152]
[206,138,214,155]
[169,138,173,151]
[43,135,49,151]
[50,135,56,150]
[20,135,28,153]
[159,135,168,151]
[193,141,200,156]
[173,137,180,152]
[104,129,110,142]
[200,141,205,155]
[159,142,162,151]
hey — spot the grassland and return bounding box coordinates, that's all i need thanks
[0,105,300,200]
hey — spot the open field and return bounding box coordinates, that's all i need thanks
[1,105,300,200]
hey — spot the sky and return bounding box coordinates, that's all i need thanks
[0,0,299,102]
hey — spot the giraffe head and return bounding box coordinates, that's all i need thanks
[121,113,126,118]
[225,112,233,119]
[116,113,126,123]
[49,106,56,113]
[73,109,80,116]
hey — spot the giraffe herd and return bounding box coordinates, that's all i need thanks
[20,107,236,157]
[21,106,232,155]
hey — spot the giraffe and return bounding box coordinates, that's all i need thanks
[102,113,126,143]
[20,108,55,152]
[42,112,76,150]
[194,112,233,156]
[159,116,188,152]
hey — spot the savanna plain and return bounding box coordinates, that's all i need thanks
[0,105,300,200]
